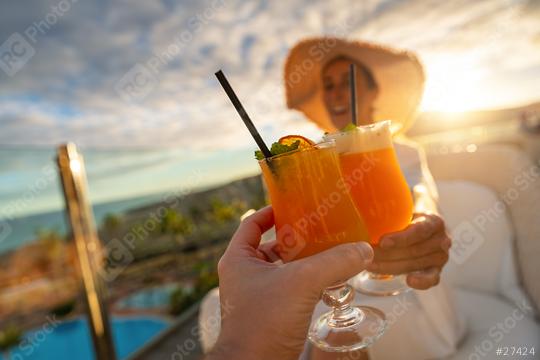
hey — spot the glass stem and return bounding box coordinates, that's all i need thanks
[322,282,364,327]
[368,272,394,280]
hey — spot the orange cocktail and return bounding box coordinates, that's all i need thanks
[341,147,413,245]
[259,142,369,262]
[326,121,413,245]
[325,121,413,296]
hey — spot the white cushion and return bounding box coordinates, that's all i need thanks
[449,288,540,360]
[428,145,540,315]
[437,181,514,295]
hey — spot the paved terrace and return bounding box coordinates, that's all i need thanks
[130,303,203,360]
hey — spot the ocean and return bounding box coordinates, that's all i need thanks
[0,193,164,255]
[0,145,260,255]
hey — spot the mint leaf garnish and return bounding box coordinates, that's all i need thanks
[341,123,357,132]
[254,140,300,160]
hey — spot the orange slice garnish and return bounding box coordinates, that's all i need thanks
[278,135,315,150]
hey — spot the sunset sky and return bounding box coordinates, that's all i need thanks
[0,0,539,218]
[0,0,539,149]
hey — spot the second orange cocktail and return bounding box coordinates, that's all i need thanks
[341,147,413,245]
[325,120,414,296]
[326,121,413,245]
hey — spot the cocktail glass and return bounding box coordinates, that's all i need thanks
[325,120,414,296]
[259,140,387,352]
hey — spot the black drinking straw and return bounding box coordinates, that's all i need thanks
[349,63,357,126]
[215,70,272,159]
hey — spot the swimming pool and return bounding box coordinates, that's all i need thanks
[116,283,190,310]
[0,316,169,360]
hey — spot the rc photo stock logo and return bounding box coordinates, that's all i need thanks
[99,238,134,282]
[0,0,80,76]
[449,220,485,265]
[114,63,158,103]
[0,33,35,76]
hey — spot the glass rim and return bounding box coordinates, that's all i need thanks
[257,139,336,163]
[323,120,393,139]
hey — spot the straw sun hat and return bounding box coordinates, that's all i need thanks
[284,37,425,134]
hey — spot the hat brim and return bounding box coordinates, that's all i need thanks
[284,37,425,133]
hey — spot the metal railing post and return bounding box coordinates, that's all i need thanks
[57,143,117,360]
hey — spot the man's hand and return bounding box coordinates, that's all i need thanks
[208,206,374,360]
[367,213,451,290]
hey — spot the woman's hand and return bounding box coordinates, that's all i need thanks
[207,206,374,360]
[367,213,451,290]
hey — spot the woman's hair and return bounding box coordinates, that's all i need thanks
[322,55,379,91]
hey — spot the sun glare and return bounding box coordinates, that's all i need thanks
[420,56,491,113]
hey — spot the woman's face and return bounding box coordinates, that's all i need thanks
[322,59,378,129]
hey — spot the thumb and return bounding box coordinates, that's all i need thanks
[293,242,373,289]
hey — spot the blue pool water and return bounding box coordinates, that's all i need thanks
[0,316,169,360]
[116,284,190,310]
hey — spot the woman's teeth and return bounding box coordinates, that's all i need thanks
[333,106,347,115]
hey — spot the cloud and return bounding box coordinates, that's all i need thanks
[0,0,538,148]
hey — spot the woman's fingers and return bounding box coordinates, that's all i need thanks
[379,213,444,249]
[369,213,451,277]
[368,251,449,275]
[406,267,441,290]
[375,232,450,261]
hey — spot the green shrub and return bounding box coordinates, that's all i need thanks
[102,213,122,233]
[35,228,64,243]
[0,325,23,353]
[193,263,219,298]
[168,262,219,316]
[208,198,246,224]
[160,209,193,236]
[50,299,76,318]
[169,287,196,316]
